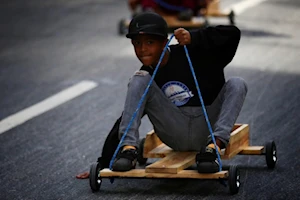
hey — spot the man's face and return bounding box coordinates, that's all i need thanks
[131,34,167,66]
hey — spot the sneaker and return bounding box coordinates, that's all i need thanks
[112,148,138,172]
[196,146,220,173]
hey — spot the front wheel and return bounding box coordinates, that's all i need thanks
[118,19,127,35]
[137,138,148,165]
[229,10,235,25]
[228,165,240,195]
[89,162,102,192]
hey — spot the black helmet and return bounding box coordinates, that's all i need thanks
[126,12,168,39]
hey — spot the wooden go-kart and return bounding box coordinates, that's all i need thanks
[89,124,277,195]
[118,15,208,35]
[118,0,235,35]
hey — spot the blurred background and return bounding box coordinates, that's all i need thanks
[0,0,299,199]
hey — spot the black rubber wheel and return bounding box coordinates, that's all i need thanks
[137,138,148,165]
[202,18,209,28]
[118,19,127,35]
[89,162,102,192]
[265,141,277,169]
[229,10,235,25]
[228,165,240,195]
[177,9,193,21]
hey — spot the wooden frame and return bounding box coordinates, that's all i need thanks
[203,0,232,17]
[101,169,228,179]
[100,124,264,179]
[123,15,206,30]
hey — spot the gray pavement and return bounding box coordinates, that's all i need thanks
[0,0,300,199]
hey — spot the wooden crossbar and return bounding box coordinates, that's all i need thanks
[100,168,228,179]
[147,144,173,158]
[222,124,249,159]
[163,16,205,28]
[239,146,264,155]
[143,130,163,157]
[145,152,197,174]
[202,0,231,16]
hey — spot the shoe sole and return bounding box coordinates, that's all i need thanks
[197,161,219,173]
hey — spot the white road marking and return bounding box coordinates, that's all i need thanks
[0,80,98,134]
[224,0,268,15]
[99,78,118,85]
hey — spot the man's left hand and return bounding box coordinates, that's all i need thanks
[174,28,191,46]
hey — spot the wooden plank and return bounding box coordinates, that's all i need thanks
[164,16,205,28]
[205,0,230,16]
[146,152,197,174]
[205,11,229,17]
[232,124,242,131]
[124,16,204,29]
[206,0,220,14]
[100,168,228,179]
[146,143,173,158]
[221,140,248,159]
[222,135,249,159]
[143,130,163,157]
[239,146,264,155]
[222,124,249,159]
[227,133,249,152]
[228,124,249,144]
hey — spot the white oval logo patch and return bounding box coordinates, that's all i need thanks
[161,81,194,106]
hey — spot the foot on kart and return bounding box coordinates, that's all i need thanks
[112,148,138,172]
[196,145,221,173]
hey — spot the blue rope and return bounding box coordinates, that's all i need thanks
[183,45,222,172]
[154,0,187,12]
[109,34,175,170]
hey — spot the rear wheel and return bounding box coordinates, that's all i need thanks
[265,141,277,169]
[229,10,235,25]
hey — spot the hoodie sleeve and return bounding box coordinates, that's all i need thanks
[189,25,241,68]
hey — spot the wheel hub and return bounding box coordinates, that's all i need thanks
[236,174,240,188]
[273,149,277,162]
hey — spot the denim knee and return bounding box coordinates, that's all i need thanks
[128,70,152,89]
[227,77,248,95]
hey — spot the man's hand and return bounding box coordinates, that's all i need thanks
[174,28,191,46]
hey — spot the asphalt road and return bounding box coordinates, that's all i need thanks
[0,0,299,199]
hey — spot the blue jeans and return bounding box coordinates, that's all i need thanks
[119,70,248,151]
